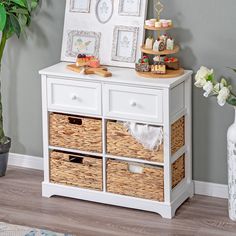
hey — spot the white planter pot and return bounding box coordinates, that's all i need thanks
[227,107,236,221]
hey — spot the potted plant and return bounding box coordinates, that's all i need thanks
[0,0,39,176]
[194,66,236,221]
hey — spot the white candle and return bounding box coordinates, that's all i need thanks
[153,40,160,52]
[145,37,154,49]
[166,38,174,50]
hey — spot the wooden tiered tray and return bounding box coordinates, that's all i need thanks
[140,45,180,55]
[137,68,184,79]
[137,21,183,79]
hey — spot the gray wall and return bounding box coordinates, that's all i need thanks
[2,0,235,184]
[148,0,236,185]
[2,1,66,156]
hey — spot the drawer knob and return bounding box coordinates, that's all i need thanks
[71,94,79,101]
[130,101,137,107]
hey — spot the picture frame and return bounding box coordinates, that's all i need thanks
[95,0,114,24]
[61,0,148,68]
[112,26,139,63]
[118,0,141,16]
[70,0,91,13]
[66,30,101,58]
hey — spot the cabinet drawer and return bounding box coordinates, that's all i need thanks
[103,84,163,123]
[49,113,102,153]
[47,78,101,115]
[50,151,103,191]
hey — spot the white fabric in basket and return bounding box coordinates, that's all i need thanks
[123,122,163,151]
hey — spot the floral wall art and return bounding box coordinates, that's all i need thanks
[66,30,101,58]
[112,26,139,63]
[96,0,113,24]
[61,0,148,68]
[70,0,91,13]
[119,0,141,16]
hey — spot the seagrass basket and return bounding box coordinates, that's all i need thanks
[106,117,185,163]
[107,159,164,201]
[172,155,185,188]
[171,117,185,155]
[50,151,103,191]
[107,155,185,201]
[49,113,102,153]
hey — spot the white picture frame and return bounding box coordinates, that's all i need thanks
[66,30,101,58]
[96,0,114,24]
[70,0,91,13]
[112,26,139,63]
[61,0,148,68]
[119,0,141,16]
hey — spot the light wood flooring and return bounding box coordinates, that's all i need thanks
[0,166,235,236]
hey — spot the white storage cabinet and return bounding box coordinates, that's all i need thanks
[39,62,193,219]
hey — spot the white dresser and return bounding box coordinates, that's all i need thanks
[39,62,193,219]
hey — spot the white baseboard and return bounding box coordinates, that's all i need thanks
[8,153,228,199]
[194,180,228,199]
[8,153,43,170]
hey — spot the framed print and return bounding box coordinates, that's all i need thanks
[112,26,139,63]
[119,0,141,16]
[61,0,148,68]
[66,30,101,58]
[70,0,91,13]
[96,0,114,24]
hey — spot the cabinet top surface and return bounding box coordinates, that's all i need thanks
[39,62,192,88]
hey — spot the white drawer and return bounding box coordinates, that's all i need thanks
[103,84,163,123]
[47,78,101,115]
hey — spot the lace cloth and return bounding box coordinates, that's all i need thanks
[123,122,163,151]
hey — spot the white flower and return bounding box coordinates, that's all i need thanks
[217,87,230,106]
[197,66,214,79]
[195,78,207,88]
[195,66,214,88]
[214,83,223,93]
[203,81,213,97]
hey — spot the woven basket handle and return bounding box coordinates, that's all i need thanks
[128,164,144,174]
[69,155,84,164]
[68,117,82,125]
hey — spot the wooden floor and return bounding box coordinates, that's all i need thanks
[0,167,235,236]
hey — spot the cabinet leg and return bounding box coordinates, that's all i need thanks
[42,182,54,198]
[159,207,175,219]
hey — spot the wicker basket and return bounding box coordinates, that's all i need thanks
[50,151,103,191]
[107,159,164,201]
[49,113,102,153]
[106,117,185,163]
[172,155,185,188]
[107,156,185,201]
[171,117,185,155]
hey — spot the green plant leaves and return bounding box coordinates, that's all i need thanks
[31,0,38,9]
[227,96,236,106]
[10,8,29,15]
[221,78,228,87]
[9,14,21,38]
[10,0,26,8]
[0,4,7,31]
[227,67,236,73]
[207,73,214,82]
[4,17,15,39]
[0,0,39,39]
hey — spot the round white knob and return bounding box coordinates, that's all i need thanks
[130,101,137,107]
[71,94,78,100]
